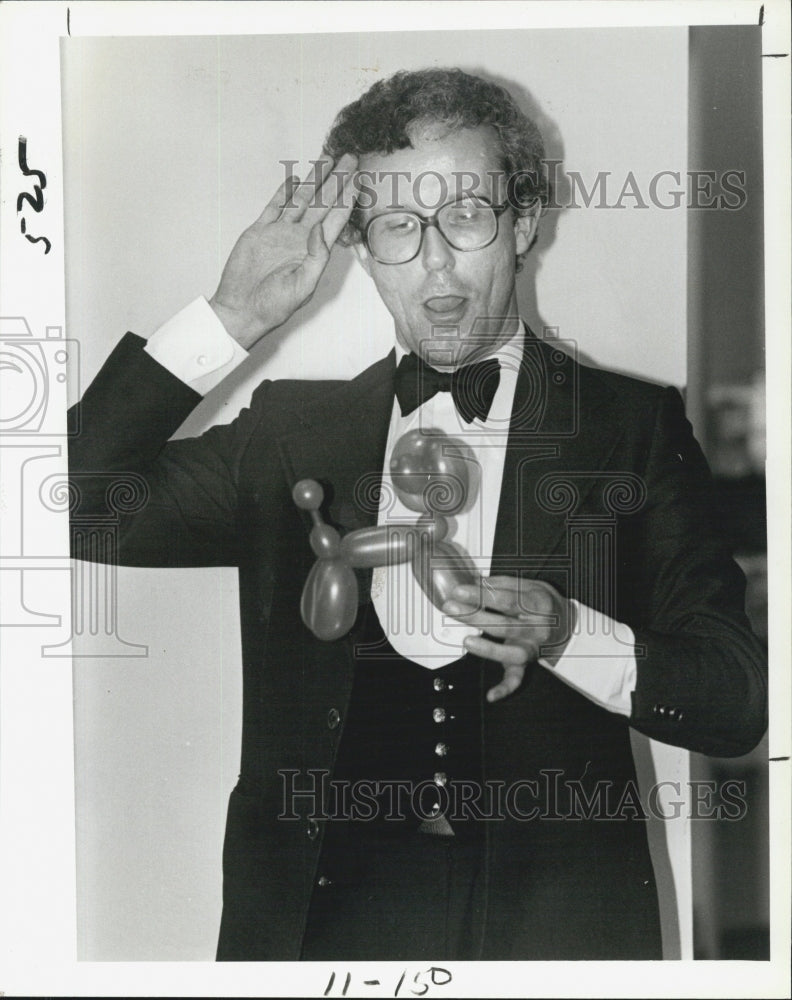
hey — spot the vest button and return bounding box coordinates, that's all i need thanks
[433,677,446,692]
[432,707,446,723]
[307,819,320,840]
[317,875,332,887]
[434,771,448,786]
[327,708,341,730]
[434,742,449,757]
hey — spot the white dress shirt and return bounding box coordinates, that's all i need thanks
[145,297,637,715]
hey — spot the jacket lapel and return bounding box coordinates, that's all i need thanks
[275,351,396,535]
[492,332,630,588]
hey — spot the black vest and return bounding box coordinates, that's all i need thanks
[330,603,485,835]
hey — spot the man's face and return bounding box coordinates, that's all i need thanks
[354,124,537,368]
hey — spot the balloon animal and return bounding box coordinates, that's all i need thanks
[293,428,480,641]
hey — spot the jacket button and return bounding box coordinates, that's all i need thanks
[307,819,320,840]
[317,875,332,887]
[327,708,341,730]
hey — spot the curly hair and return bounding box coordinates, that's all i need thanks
[323,68,549,266]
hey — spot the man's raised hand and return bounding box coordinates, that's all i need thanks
[209,153,358,349]
[442,576,576,703]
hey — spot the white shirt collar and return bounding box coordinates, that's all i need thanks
[393,320,526,368]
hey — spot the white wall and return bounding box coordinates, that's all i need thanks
[62,28,689,960]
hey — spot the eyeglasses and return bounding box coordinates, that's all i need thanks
[363,196,510,265]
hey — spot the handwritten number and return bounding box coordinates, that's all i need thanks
[18,189,46,214]
[17,137,51,254]
[18,137,46,187]
[325,966,452,996]
[410,971,429,997]
[410,967,452,995]
[19,216,52,254]
[17,137,46,213]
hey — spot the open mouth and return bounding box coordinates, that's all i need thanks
[423,295,468,317]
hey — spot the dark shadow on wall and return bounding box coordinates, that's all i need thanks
[687,24,769,962]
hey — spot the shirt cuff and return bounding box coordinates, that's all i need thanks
[144,296,249,395]
[538,600,637,717]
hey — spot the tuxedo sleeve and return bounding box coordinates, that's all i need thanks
[628,386,767,757]
[68,332,266,568]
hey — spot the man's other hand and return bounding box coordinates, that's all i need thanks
[443,576,576,703]
[209,153,358,349]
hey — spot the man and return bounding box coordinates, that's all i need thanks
[70,69,766,961]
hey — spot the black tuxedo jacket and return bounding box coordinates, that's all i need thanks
[69,329,766,961]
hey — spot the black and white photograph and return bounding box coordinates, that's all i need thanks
[0,2,789,997]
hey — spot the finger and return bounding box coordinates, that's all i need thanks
[463,634,530,667]
[452,578,520,616]
[299,156,335,205]
[453,577,556,622]
[485,663,528,703]
[283,156,335,218]
[257,175,300,226]
[492,577,558,620]
[486,575,524,590]
[290,153,357,218]
[442,598,491,624]
[301,153,357,229]
[293,222,331,290]
[320,151,358,190]
[443,600,542,637]
[320,166,360,248]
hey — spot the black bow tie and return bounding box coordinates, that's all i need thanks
[394,352,502,424]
